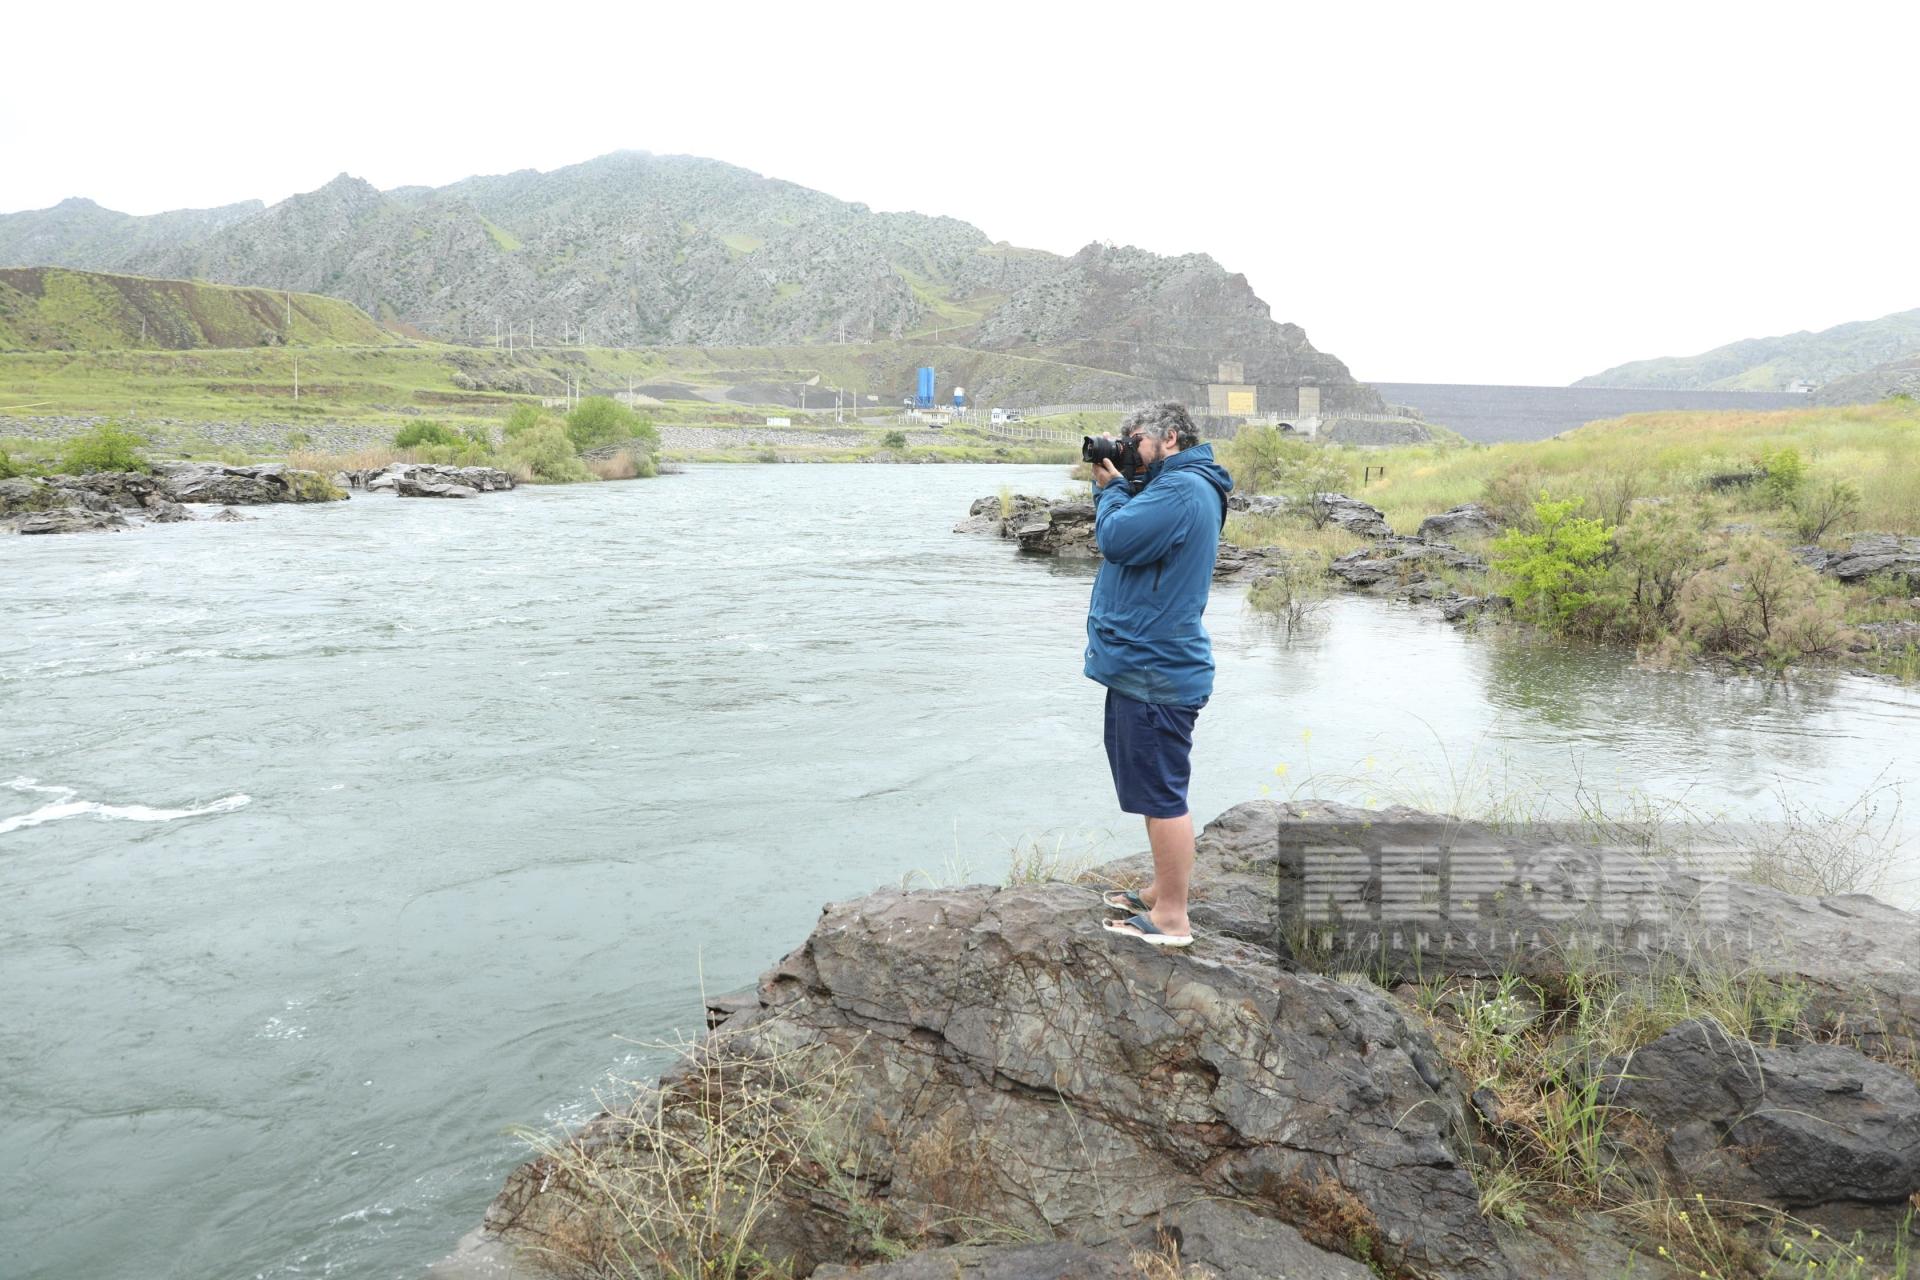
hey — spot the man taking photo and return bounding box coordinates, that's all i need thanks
[1084,402,1233,948]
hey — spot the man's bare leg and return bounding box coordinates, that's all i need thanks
[1145,812,1193,936]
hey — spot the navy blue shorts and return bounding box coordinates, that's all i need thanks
[1103,688,1203,818]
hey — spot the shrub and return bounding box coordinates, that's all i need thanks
[1792,477,1861,541]
[503,404,546,438]
[880,430,907,450]
[499,421,593,483]
[60,421,149,474]
[1675,534,1847,664]
[1220,426,1343,500]
[393,421,463,449]
[1492,496,1616,626]
[1611,500,1712,634]
[585,449,658,480]
[0,447,16,480]
[566,396,659,452]
[1759,446,1806,508]
[1481,465,1547,530]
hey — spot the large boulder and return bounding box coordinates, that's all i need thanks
[1315,493,1393,539]
[153,461,346,505]
[1012,503,1098,557]
[1226,493,1290,518]
[1796,534,1920,590]
[1417,504,1501,542]
[12,508,128,535]
[482,883,1522,1279]
[0,476,71,518]
[1328,537,1487,593]
[1597,1019,1920,1219]
[350,463,514,495]
[396,477,480,499]
[49,470,159,508]
[954,494,1049,535]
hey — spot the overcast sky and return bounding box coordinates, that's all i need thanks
[4,1,1915,384]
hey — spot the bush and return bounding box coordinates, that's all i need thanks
[0,447,16,480]
[1675,534,1847,664]
[1481,464,1547,530]
[1759,446,1806,508]
[60,421,149,474]
[880,430,907,450]
[566,396,659,452]
[1792,477,1861,541]
[1491,495,1616,626]
[504,404,547,438]
[1611,500,1712,635]
[500,422,593,483]
[393,421,463,449]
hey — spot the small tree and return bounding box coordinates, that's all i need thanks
[500,421,593,483]
[1760,446,1806,508]
[880,430,907,450]
[1492,495,1616,625]
[566,396,659,452]
[1612,501,1710,633]
[504,404,546,438]
[60,421,148,474]
[1676,534,1847,664]
[1792,477,1861,541]
[393,421,463,449]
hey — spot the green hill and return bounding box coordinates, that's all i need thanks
[0,268,389,352]
[1575,306,1920,391]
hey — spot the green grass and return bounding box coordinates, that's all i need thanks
[0,268,386,351]
[482,219,521,253]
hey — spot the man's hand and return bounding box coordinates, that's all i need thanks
[1092,458,1122,489]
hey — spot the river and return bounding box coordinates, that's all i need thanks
[3,463,1917,1279]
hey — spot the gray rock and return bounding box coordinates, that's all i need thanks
[1439,593,1513,623]
[1852,620,1920,652]
[50,470,159,508]
[153,461,344,505]
[396,477,480,499]
[210,507,254,522]
[1328,537,1486,592]
[1597,1019,1920,1214]
[1418,503,1501,541]
[12,508,129,534]
[142,497,192,523]
[483,882,1513,1279]
[811,1242,1141,1280]
[1314,493,1393,539]
[954,493,1049,535]
[1796,534,1920,589]
[1213,542,1302,581]
[1226,493,1291,517]
[1013,503,1098,557]
[1,476,77,518]
[1121,799,1920,1059]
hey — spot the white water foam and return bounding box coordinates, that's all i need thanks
[0,777,251,835]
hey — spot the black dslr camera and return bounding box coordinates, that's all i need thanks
[1082,433,1143,479]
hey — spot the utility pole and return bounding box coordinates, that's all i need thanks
[139,315,146,346]
[285,290,292,332]
[293,353,299,402]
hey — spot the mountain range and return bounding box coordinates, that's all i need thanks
[0,151,1378,410]
[1575,307,1920,392]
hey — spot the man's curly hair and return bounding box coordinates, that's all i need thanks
[1121,401,1199,450]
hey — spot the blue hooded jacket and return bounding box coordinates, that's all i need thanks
[1083,442,1235,706]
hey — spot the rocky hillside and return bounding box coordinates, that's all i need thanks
[0,151,1373,407]
[1813,352,1920,405]
[1576,306,1920,391]
[0,268,388,351]
[0,196,263,273]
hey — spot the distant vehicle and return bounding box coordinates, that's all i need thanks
[1007,411,1024,423]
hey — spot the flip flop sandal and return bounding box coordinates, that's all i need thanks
[1102,887,1150,913]
[1102,913,1193,948]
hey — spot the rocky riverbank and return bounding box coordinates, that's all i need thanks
[0,414,395,453]
[438,801,1920,1279]
[2,460,518,533]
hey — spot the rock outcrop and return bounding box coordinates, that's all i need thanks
[346,462,515,495]
[4,463,345,533]
[1595,1019,1920,1222]
[1328,537,1487,596]
[1796,534,1920,590]
[1315,493,1393,539]
[151,461,346,505]
[483,883,1522,1279]
[458,799,1920,1279]
[1417,504,1501,542]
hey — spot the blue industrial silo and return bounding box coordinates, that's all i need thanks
[915,366,935,409]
